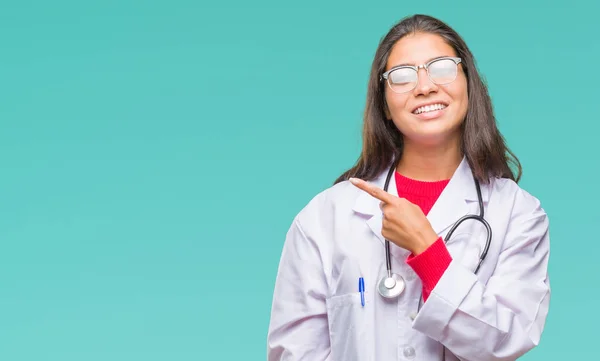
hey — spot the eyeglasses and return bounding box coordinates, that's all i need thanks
[381,56,462,94]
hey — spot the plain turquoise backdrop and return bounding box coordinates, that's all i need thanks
[0,0,598,360]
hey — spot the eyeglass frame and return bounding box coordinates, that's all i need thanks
[380,56,462,93]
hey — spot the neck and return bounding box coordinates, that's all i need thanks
[396,138,462,181]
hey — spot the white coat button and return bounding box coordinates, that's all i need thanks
[409,312,417,320]
[403,346,416,359]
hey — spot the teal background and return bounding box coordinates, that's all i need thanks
[0,0,597,359]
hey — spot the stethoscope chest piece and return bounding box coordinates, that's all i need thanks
[377,273,405,298]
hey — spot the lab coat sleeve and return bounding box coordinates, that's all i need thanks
[412,189,551,361]
[267,217,331,361]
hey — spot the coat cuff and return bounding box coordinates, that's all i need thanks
[406,237,452,301]
[411,260,478,340]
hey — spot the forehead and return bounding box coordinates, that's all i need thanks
[386,32,457,69]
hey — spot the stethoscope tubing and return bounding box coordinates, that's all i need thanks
[379,158,492,299]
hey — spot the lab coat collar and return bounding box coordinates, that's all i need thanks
[351,156,489,260]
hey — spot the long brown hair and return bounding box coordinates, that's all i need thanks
[334,14,521,185]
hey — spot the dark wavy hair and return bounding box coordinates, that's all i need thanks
[334,14,521,185]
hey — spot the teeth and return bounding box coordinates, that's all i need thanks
[414,103,446,114]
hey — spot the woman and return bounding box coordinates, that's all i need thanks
[267,14,550,361]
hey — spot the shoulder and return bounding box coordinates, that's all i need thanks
[488,177,549,239]
[490,177,545,214]
[293,179,363,228]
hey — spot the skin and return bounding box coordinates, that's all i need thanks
[351,32,469,255]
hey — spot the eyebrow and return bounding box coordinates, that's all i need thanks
[388,55,451,69]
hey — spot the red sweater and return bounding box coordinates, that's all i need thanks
[394,172,453,302]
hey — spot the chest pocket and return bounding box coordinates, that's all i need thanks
[325,291,373,361]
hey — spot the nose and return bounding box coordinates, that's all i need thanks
[413,67,437,96]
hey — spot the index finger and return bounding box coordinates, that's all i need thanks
[349,177,395,203]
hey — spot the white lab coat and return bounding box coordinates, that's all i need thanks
[266,157,550,361]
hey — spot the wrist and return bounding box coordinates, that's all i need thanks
[411,229,439,255]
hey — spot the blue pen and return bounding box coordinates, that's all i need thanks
[359,277,365,307]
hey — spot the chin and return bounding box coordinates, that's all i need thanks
[395,113,463,145]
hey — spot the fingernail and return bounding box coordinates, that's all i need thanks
[349,178,359,184]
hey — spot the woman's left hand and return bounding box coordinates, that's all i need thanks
[350,177,439,255]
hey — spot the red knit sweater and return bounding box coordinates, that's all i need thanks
[394,172,453,302]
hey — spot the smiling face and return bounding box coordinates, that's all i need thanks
[384,32,468,147]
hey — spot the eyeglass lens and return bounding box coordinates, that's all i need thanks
[387,58,458,93]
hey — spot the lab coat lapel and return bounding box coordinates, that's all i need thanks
[426,157,478,237]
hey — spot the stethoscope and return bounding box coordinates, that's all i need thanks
[377,159,492,299]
